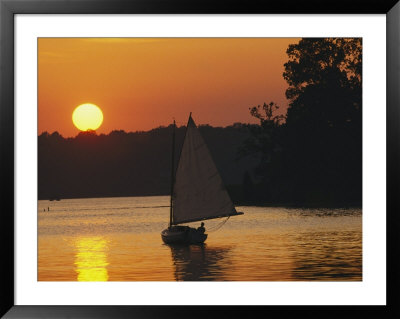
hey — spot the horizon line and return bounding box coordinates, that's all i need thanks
[38,121,260,138]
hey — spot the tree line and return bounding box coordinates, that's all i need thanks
[38,124,259,202]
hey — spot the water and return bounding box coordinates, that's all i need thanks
[38,196,362,281]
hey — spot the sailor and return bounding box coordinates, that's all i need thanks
[197,222,205,233]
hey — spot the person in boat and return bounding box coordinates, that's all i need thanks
[197,222,205,233]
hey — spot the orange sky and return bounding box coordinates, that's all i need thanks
[38,38,299,137]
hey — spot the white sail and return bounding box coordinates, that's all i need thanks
[172,116,238,225]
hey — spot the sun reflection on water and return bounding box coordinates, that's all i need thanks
[38,198,362,281]
[74,236,110,281]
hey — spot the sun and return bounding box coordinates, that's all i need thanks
[72,103,104,131]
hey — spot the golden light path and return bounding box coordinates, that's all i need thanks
[74,236,109,281]
[72,103,103,131]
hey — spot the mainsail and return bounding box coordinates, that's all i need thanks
[172,116,239,225]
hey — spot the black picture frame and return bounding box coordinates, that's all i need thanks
[1,0,399,318]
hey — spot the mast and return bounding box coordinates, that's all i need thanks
[169,119,176,228]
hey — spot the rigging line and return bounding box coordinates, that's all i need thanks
[207,216,230,232]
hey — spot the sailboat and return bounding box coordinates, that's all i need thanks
[161,114,244,245]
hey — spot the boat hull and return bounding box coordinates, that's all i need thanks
[161,226,207,245]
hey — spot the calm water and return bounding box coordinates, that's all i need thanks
[38,196,362,281]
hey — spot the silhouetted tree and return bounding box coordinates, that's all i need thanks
[283,38,362,205]
[241,38,362,206]
[284,38,361,128]
[239,102,284,158]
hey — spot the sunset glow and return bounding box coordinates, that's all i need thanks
[38,38,300,137]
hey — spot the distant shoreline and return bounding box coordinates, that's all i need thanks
[235,201,362,209]
[38,193,362,209]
